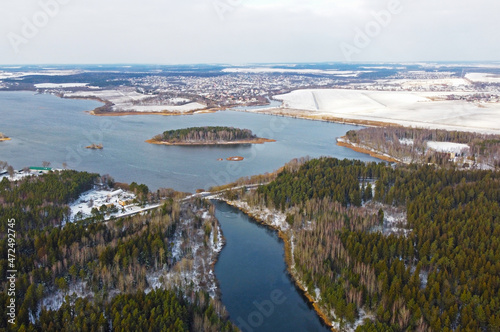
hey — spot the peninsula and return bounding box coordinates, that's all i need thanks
[146,126,275,145]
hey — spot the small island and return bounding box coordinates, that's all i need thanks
[146,126,276,145]
[86,143,103,149]
[226,156,244,161]
[0,132,11,142]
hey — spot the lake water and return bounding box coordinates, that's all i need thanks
[213,201,330,332]
[0,91,377,192]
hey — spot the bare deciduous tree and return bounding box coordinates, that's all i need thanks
[7,165,15,178]
[0,161,8,171]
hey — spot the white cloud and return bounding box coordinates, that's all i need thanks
[0,0,498,64]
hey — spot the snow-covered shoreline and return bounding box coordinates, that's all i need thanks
[212,192,387,331]
[211,196,340,331]
[336,136,400,163]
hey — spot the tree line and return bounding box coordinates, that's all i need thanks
[154,126,257,143]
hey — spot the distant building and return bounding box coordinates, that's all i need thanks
[29,167,52,173]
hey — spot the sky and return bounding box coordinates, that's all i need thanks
[0,0,499,64]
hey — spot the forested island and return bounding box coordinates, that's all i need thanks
[146,126,275,145]
[217,157,500,331]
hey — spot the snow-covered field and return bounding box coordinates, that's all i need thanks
[399,138,414,146]
[64,88,149,103]
[466,72,500,83]
[35,83,90,89]
[68,188,160,223]
[64,89,207,113]
[272,89,500,134]
[222,67,370,76]
[368,205,409,237]
[0,69,82,80]
[69,188,134,221]
[169,97,191,104]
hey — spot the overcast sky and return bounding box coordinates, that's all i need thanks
[1,0,499,64]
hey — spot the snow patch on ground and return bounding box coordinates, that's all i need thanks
[211,224,224,254]
[42,281,89,312]
[399,138,414,146]
[426,141,470,154]
[384,214,411,237]
[146,206,223,298]
[330,307,375,332]
[68,187,162,224]
[353,308,376,330]
[420,270,429,288]
[0,70,82,80]
[368,205,409,237]
[223,199,289,232]
[169,97,191,103]
[314,287,321,301]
